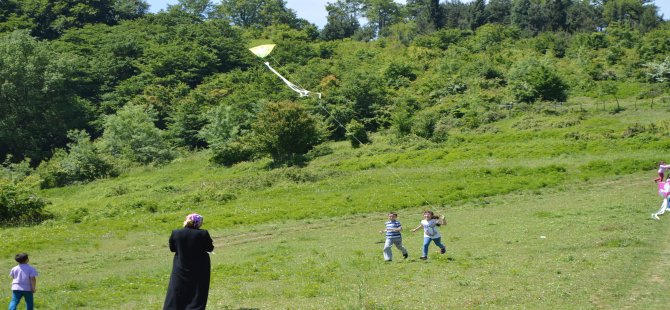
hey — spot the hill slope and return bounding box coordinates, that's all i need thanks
[1,98,670,308]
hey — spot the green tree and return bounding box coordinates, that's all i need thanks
[443,0,471,30]
[0,31,89,164]
[508,58,568,103]
[565,0,601,32]
[57,14,248,119]
[511,0,532,31]
[12,0,148,39]
[406,0,442,33]
[252,101,325,163]
[167,98,209,149]
[321,0,362,40]
[600,81,622,111]
[168,0,213,18]
[0,179,50,224]
[0,0,34,33]
[334,70,389,130]
[527,0,546,33]
[468,0,489,30]
[215,0,303,29]
[36,130,117,188]
[345,119,369,148]
[601,0,661,31]
[544,0,567,31]
[361,0,402,37]
[198,104,252,149]
[99,104,174,165]
[644,57,670,83]
[113,0,150,21]
[486,0,512,25]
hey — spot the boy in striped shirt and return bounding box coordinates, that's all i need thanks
[381,212,408,261]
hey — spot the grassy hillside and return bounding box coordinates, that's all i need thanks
[1,97,670,308]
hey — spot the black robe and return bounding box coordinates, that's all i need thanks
[163,227,214,310]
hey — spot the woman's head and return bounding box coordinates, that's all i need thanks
[183,213,204,229]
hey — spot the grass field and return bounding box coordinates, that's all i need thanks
[1,98,670,308]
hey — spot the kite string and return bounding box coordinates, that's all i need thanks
[263,56,434,207]
[267,55,320,98]
[315,99,432,207]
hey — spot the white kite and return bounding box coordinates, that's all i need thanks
[248,44,321,99]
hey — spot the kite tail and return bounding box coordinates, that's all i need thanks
[264,62,321,98]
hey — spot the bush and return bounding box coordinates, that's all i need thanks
[198,104,251,149]
[384,62,416,89]
[508,59,568,103]
[390,107,413,138]
[345,119,369,148]
[0,179,50,224]
[99,104,174,165]
[412,110,440,139]
[252,101,326,164]
[210,139,255,167]
[36,130,118,189]
[1,156,33,183]
[431,118,451,142]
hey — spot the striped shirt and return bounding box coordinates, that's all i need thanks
[385,220,402,239]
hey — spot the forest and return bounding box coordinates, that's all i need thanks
[1,0,669,223]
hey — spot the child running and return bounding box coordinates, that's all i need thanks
[656,161,670,183]
[380,212,408,262]
[8,253,38,310]
[652,180,670,220]
[411,210,447,260]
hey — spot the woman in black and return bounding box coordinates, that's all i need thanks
[164,213,214,310]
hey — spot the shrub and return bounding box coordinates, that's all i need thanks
[0,179,50,224]
[345,119,369,148]
[390,107,413,138]
[99,104,174,165]
[252,101,326,164]
[198,104,251,149]
[384,62,416,89]
[412,110,440,139]
[36,130,118,189]
[1,156,33,183]
[318,96,356,140]
[431,118,451,142]
[508,59,568,103]
[210,139,256,167]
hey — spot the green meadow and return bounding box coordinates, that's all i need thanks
[2,98,670,309]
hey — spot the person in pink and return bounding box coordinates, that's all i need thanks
[655,161,670,183]
[652,181,670,220]
[8,253,38,310]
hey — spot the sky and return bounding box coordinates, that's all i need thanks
[145,0,670,29]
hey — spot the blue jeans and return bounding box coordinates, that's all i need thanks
[423,237,446,257]
[8,290,33,310]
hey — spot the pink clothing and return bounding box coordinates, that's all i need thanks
[9,264,38,291]
[659,181,670,198]
[658,164,670,174]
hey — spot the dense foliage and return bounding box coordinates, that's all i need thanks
[0,0,668,196]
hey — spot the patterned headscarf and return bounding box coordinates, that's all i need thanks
[183,213,203,228]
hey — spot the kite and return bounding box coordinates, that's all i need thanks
[249,44,321,99]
